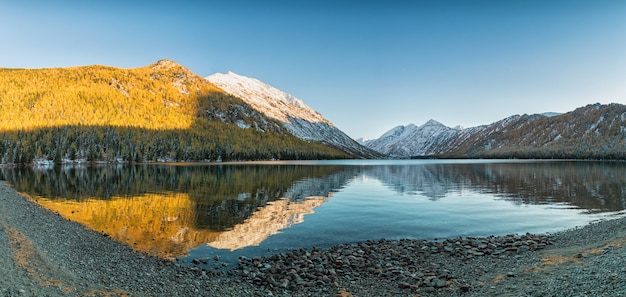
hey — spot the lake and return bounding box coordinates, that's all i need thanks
[1,159,625,266]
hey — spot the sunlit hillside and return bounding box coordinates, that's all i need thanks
[0,60,209,130]
[0,60,351,163]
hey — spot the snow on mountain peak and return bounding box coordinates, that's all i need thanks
[206,71,330,126]
[366,119,459,157]
[422,119,446,128]
[205,71,379,158]
[540,112,561,117]
[379,125,411,138]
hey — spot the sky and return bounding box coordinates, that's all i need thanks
[1,1,625,140]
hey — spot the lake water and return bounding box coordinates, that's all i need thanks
[1,160,625,266]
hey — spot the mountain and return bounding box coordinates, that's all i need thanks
[206,71,380,158]
[0,60,354,164]
[355,138,373,146]
[366,120,461,157]
[367,103,626,160]
[443,103,626,159]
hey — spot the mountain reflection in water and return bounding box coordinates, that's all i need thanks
[364,161,626,212]
[1,160,625,259]
[0,164,350,257]
[34,193,217,258]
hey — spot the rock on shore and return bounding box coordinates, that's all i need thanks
[230,234,551,295]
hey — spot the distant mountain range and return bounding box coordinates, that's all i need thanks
[0,59,623,163]
[366,103,626,159]
[366,120,462,157]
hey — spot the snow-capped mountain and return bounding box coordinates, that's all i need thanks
[366,115,551,158]
[366,120,462,157]
[206,72,380,158]
[366,103,626,159]
[355,138,373,146]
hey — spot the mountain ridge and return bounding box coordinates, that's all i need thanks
[366,120,460,157]
[2,59,622,162]
[366,103,626,159]
[206,71,380,158]
[0,59,355,164]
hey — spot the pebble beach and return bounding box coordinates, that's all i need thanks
[1,180,625,296]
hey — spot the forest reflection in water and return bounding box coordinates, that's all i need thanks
[1,160,625,259]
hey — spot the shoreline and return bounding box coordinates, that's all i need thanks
[1,181,626,296]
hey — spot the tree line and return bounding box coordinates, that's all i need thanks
[0,121,350,164]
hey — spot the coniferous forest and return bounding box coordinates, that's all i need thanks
[0,60,350,164]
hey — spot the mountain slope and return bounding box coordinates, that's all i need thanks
[366,120,461,157]
[206,71,380,158]
[0,60,352,164]
[442,103,626,159]
[367,103,626,160]
[431,114,546,156]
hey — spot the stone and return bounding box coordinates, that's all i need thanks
[506,272,515,277]
[433,279,447,288]
[468,250,485,256]
[398,282,412,289]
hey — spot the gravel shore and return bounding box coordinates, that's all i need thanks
[1,180,625,296]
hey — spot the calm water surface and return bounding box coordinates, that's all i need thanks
[2,160,625,265]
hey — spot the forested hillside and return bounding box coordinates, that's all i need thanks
[439,103,626,159]
[0,60,351,164]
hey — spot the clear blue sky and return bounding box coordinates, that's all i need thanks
[2,0,625,139]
